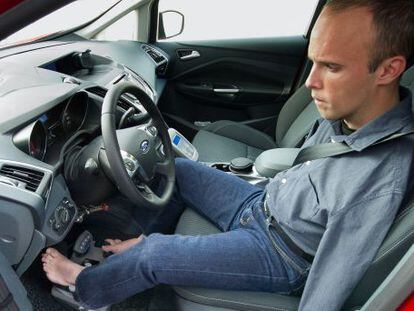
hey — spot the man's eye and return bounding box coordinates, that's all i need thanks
[326,64,339,71]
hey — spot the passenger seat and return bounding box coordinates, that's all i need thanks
[192,85,319,162]
[193,65,414,163]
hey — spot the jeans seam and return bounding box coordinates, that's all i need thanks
[156,268,289,282]
[265,226,308,276]
[253,206,309,276]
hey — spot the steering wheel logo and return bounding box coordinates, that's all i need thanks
[140,140,149,153]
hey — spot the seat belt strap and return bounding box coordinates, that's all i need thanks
[293,129,414,166]
[0,275,18,311]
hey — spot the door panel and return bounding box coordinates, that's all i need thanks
[156,36,308,139]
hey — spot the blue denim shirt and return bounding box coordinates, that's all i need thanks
[265,88,414,311]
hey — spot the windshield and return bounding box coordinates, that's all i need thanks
[0,0,121,47]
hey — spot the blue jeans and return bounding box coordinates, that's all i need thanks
[74,158,310,308]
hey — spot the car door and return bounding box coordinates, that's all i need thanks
[0,250,32,310]
[150,0,323,139]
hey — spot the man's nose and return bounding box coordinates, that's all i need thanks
[305,65,322,90]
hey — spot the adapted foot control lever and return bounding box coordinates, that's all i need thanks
[73,230,93,256]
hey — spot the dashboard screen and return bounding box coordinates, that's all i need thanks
[173,135,181,145]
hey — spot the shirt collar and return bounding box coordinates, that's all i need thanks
[329,87,413,151]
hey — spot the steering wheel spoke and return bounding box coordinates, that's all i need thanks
[155,158,173,176]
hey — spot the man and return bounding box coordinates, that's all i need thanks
[42,0,414,310]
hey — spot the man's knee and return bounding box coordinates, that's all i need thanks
[135,234,175,278]
[175,157,193,171]
[174,157,200,183]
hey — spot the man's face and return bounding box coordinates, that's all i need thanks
[306,7,377,128]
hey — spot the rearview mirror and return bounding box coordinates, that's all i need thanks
[158,10,184,40]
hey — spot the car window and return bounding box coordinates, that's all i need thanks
[0,0,121,47]
[94,10,139,41]
[157,0,319,42]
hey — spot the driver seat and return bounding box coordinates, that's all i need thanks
[172,67,414,311]
[173,198,414,310]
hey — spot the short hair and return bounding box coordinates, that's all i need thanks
[325,0,414,72]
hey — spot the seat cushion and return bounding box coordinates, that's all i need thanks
[193,129,270,163]
[173,209,300,311]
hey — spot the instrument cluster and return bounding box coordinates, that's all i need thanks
[13,91,89,161]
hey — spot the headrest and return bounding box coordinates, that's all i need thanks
[401,65,414,111]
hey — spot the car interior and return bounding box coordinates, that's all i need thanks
[0,0,414,310]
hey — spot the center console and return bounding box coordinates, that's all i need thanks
[206,147,300,184]
[208,157,269,186]
[167,128,301,185]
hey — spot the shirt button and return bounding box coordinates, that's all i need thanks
[330,138,336,143]
[281,178,287,184]
[305,161,311,166]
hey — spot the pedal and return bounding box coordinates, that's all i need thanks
[51,285,111,310]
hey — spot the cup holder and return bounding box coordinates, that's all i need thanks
[211,163,231,172]
[210,157,254,175]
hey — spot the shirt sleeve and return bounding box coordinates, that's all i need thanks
[298,192,403,311]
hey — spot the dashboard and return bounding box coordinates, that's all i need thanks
[0,37,169,270]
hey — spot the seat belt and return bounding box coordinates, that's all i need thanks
[0,274,18,311]
[293,129,414,166]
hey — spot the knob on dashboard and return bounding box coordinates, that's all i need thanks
[55,206,70,224]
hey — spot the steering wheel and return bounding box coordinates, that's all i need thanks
[101,81,175,209]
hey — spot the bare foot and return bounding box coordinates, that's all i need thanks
[102,235,144,254]
[42,248,84,286]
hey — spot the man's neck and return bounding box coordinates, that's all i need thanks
[344,85,401,130]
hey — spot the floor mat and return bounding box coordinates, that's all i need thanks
[21,257,175,310]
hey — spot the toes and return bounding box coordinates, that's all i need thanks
[105,239,116,246]
[46,248,58,256]
[42,253,51,263]
[102,244,116,252]
[46,248,64,259]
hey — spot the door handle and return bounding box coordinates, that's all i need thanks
[179,50,200,60]
[213,88,240,94]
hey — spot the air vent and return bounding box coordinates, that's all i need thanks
[86,87,131,111]
[86,86,107,98]
[142,45,166,63]
[142,44,168,76]
[0,165,44,192]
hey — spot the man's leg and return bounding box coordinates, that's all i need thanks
[73,223,291,309]
[147,158,263,233]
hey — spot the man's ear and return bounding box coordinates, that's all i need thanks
[375,56,407,85]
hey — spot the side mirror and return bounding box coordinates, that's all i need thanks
[158,10,184,40]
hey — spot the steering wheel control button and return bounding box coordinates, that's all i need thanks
[120,150,138,176]
[124,159,135,171]
[146,126,157,137]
